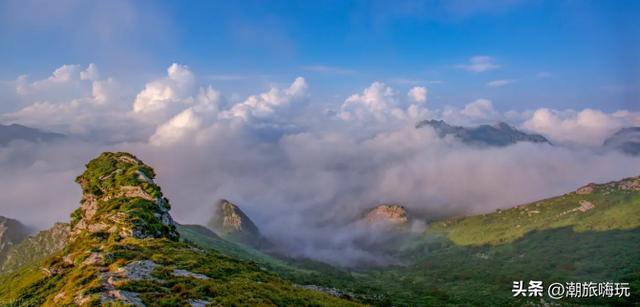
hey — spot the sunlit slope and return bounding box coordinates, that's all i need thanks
[430,176,640,245]
[0,152,361,306]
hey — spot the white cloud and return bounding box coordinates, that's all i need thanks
[149,86,221,145]
[457,55,500,72]
[150,108,202,146]
[486,79,516,87]
[80,63,100,81]
[338,82,405,122]
[3,63,135,138]
[440,98,500,125]
[221,77,307,121]
[522,108,640,146]
[15,64,93,103]
[408,86,428,103]
[132,63,196,114]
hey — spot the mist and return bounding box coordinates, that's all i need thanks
[1,122,638,265]
[1,63,639,265]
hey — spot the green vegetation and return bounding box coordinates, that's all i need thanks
[1,152,637,306]
[431,178,640,246]
[0,223,69,274]
[0,152,361,306]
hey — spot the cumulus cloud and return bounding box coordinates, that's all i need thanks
[2,64,134,139]
[338,82,408,122]
[221,77,307,121]
[522,108,640,146]
[439,98,501,125]
[486,79,516,87]
[150,86,221,145]
[132,63,196,115]
[15,64,94,103]
[456,55,500,72]
[3,62,640,266]
[408,86,428,103]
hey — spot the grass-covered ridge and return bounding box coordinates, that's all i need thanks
[0,152,361,306]
[430,176,640,245]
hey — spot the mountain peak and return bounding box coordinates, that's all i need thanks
[603,126,640,156]
[70,152,178,241]
[0,123,64,145]
[208,199,261,241]
[416,119,550,147]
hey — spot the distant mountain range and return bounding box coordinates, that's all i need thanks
[0,123,64,145]
[603,127,640,156]
[415,120,550,147]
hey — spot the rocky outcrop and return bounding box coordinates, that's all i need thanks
[70,152,178,241]
[416,120,550,147]
[207,199,269,248]
[2,152,358,307]
[575,184,594,195]
[363,204,409,228]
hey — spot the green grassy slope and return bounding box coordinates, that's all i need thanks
[177,223,388,304]
[345,176,640,306]
[430,176,640,245]
[0,152,363,306]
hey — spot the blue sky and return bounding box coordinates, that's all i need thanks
[2,0,640,242]
[1,0,638,112]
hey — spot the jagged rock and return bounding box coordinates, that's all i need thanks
[70,152,178,241]
[208,199,260,235]
[576,184,594,195]
[364,204,409,227]
[617,176,640,191]
[207,199,270,248]
[1,152,358,307]
[416,120,550,147]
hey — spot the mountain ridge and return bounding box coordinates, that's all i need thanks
[0,152,359,306]
[416,119,550,146]
[0,123,65,146]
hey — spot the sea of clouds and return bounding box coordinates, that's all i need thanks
[1,63,639,265]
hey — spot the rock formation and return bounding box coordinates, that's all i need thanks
[364,204,409,227]
[69,152,178,241]
[207,199,268,248]
[2,152,351,306]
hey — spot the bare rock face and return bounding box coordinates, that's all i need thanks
[70,152,178,242]
[207,199,267,248]
[617,176,640,191]
[576,184,594,195]
[364,204,409,227]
